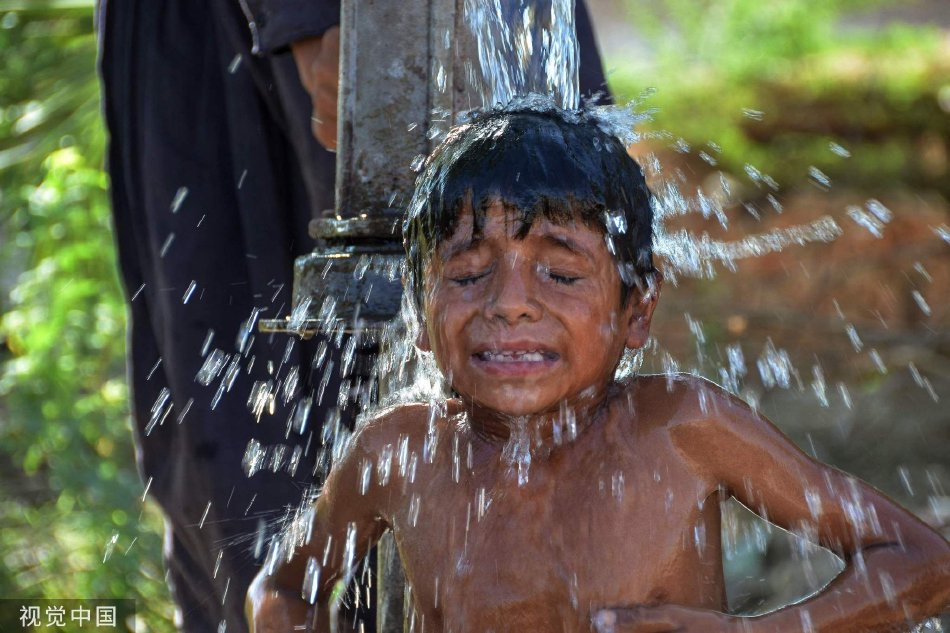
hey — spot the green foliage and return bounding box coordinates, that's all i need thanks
[0,7,174,630]
[612,0,950,194]
[622,0,892,78]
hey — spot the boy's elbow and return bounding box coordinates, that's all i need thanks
[924,534,950,603]
[889,525,950,616]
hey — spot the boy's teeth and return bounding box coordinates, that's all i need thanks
[482,350,546,362]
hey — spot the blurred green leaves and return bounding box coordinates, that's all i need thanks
[0,6,173,630]
[613,0,950,195]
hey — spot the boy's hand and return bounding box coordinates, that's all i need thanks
[291,26,340,150]
[593,605,740,633]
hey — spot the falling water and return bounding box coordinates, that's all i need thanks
[464,0,579,109]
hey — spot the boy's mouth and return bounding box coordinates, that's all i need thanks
[473,350,558,363]
[470,344,561,378]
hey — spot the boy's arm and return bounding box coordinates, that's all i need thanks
[600,380,950,633]
[246,414,394,633]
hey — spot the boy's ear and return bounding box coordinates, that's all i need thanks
[624,271,662,350]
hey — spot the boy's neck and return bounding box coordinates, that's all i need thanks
[466,383,616,451]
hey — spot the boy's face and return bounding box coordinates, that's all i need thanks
[418,202,659,418]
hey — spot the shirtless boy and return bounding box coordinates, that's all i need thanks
[248,107,950,632]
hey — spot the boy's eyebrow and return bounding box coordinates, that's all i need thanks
[540,233,591,258]
[437,230,591,261]
[439,237,482,262]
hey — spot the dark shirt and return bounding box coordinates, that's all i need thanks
[239,0,341,54]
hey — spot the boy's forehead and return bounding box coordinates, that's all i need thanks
[435,205,604,260]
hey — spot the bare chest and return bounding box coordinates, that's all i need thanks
[391,441,722,631]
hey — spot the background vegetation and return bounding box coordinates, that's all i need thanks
[612,0,950,197]
[0,0,946,628]
[0,2,174,630]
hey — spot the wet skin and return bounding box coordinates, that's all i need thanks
[248,207,950,632]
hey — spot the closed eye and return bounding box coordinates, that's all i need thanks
[450,270,490,286]
[543,267,581,285]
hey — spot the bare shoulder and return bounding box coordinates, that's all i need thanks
[350,399,466,455]
[623,372,781,443]
[619,372,743,425]
[627,372,807,482]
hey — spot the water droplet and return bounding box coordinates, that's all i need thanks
[199,501,212,529]
[866,199,892,223]
[756,339,794,389]
[159,233,175,257]
[603,209,627,235]
[200,330,215,357]
[408,493,421,527]
[913,262,932,283]
[693,521,706,556]
[846,206,883,238]
[898,466,914,496]
[828,142,851,157]
[303,557,321,604]
[911,290,931,316]
[805,488,822,519]
[743,164,779,190]
[247,380,273,419]
[182,280,197,304]
[685,313,705,344]
[146,387,173,435]
[807,166,831,190]
[170,187,189,213]
[359,460,372,495]
[810,364,828,407]
[197,349,228,385]
[228,54,243,74]
[102,532,119,563]
[502,418,531,486]
[436,64,447,93]
[236,308,262,354]
[378,444,394,486]
[176,398,193,424]
[741,107,764,120]
[869,348,887,374]
[838,382,853,409]
[282,366,300,403]
[672,138,690,153]
[844,323,863,352]
[611,471,624,501]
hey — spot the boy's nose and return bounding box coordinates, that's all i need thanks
[484,258,542,323]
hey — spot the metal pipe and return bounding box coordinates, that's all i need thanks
[259,3,484,631]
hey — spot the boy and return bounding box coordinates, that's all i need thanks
[248,107,950,632]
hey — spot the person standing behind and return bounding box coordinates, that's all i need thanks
[98,1,609,631]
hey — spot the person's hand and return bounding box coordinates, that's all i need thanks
[592,605,742,633]
[245,569,314,633]
[291,26,340,150]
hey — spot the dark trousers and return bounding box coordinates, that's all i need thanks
[99,2,339,631]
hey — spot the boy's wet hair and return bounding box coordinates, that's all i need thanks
[403,105,655,309]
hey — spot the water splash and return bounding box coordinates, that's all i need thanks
[501,417,531,486]
[465,0,579,109]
